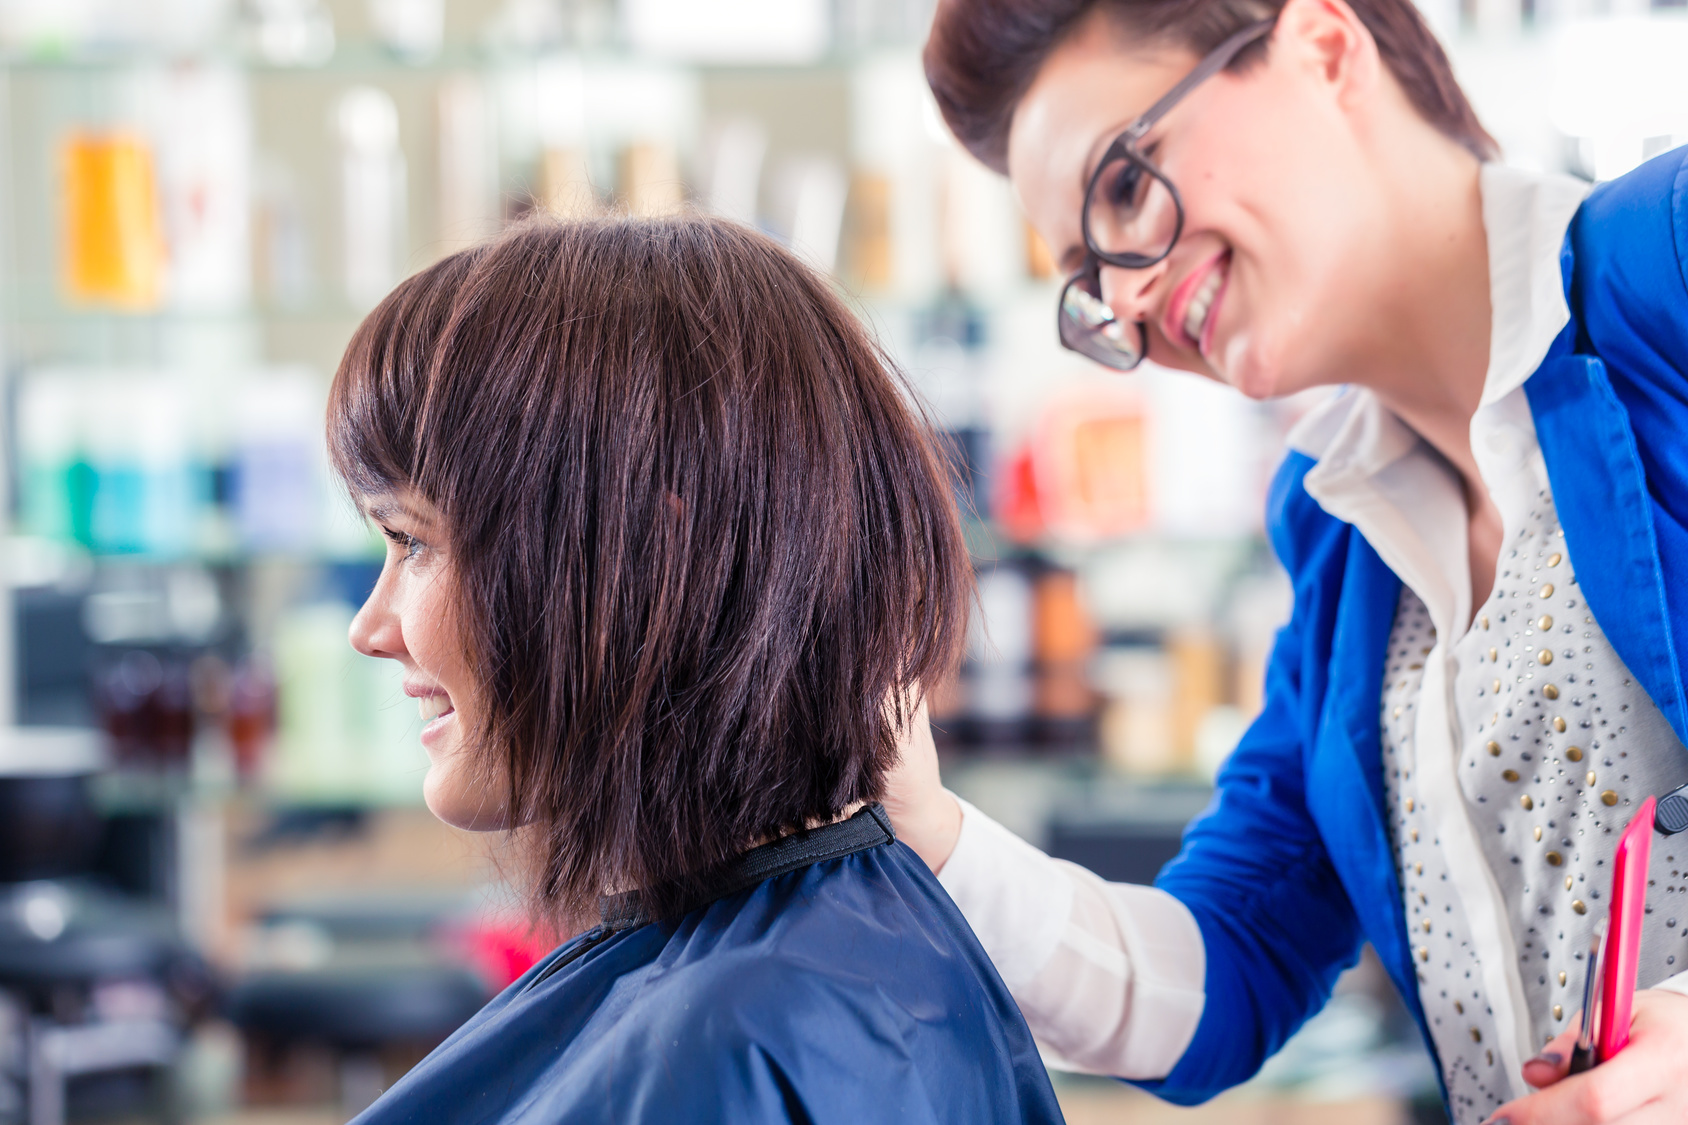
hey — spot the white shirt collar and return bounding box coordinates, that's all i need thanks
[1285,164,1591,466]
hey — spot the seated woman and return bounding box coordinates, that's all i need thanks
[328,216,1065,1124]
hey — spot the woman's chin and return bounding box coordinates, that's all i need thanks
[424,765,511,833]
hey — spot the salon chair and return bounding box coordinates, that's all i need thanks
[227,895,491,1116]
[0,729,206,1125]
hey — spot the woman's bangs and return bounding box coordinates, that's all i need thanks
[327,252,480,500]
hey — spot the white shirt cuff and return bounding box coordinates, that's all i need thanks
[938,794,1072,988]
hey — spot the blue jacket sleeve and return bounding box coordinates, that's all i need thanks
[1131,455,1367,1105]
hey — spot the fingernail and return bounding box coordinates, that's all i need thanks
[1527,1050,1563,1067]
[1481,1118,1511,1125]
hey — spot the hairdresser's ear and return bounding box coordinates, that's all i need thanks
[1273,0,1381,106]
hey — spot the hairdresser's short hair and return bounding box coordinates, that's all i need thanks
[924,0,1497,174]
[328,216,971,921]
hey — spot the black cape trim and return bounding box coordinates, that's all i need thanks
[524,805,896,993]
[598,803,896,932]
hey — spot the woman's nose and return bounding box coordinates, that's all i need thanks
[349,575,406,661]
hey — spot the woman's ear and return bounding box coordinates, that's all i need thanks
[1273,0,1382,109]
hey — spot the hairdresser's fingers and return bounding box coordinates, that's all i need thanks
[879,696,962,872]
[1521,1024,1580,1089]
[1484,990,1688,1124]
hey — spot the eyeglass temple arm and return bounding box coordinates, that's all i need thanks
[1125,18,1278,141]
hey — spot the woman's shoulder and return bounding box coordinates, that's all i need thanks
[582,849,1060,1122]
[669,843,1005,1000]
[361,849,1060,1124]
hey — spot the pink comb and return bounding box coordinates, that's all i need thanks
[1596,795,1655,1061]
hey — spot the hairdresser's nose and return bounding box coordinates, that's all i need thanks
[349,566,407,664]
[1098,260,1167,332]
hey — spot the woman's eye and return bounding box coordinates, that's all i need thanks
[381,526,423,560]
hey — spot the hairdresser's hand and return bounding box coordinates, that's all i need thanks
[1485,988,1688,1124]
[880,697,963,873]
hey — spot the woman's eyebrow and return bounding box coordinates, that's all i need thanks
[367,500,415,524]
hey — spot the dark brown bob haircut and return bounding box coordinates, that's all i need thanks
[328,216,971,922]
[925,0,1497,174]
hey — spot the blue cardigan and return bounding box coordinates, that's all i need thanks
[1141,145,1688,1105]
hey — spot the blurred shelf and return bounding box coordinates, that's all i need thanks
[943,753,1212,850]
[1,299,363,326]
[89,772,430,815]
[5,555,381,581]
[0,42,928,78]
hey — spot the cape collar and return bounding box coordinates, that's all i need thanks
[598,804,896,931]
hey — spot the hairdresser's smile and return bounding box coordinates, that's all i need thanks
[1166,250,1230,355]
[1007,27,1251,387]
[1007,7,1412,404]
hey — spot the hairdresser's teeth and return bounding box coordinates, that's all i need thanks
[1182,266,1224,344]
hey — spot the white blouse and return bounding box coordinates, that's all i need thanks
[935,164,1688,1098]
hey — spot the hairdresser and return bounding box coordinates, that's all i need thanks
[883,1,1688,1122]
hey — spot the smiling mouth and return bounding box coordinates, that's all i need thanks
[419,695,455,723]
[1183,265,1223,344]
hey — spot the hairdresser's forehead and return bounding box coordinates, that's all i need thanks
[1006,17,1196,275]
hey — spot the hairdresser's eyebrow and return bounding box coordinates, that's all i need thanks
[1079,131,1114,197]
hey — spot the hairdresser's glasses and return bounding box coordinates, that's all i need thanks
[1058,17,1277,371]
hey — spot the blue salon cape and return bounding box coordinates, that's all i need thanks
[353,807,1065,1124]
[1138,145,1688,1108]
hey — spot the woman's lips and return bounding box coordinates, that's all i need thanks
[420,706,457,749]
[1163,251,1231,355]
[414,690,456,749]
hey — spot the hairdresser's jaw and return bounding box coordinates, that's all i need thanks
[1006,1,1395,399]
[348,490,503,832]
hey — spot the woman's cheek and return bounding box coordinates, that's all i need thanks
[423,741,508,832]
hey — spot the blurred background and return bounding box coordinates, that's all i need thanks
[0,0,1683,1122]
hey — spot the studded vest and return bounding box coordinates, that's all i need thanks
[1382,492,1688,1124]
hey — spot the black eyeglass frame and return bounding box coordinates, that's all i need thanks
[1057,16,1278,370]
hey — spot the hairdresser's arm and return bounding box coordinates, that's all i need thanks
[889,460,1370,1102]
[885,708,1205,1080]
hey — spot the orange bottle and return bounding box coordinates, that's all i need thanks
[62,130,166,310]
